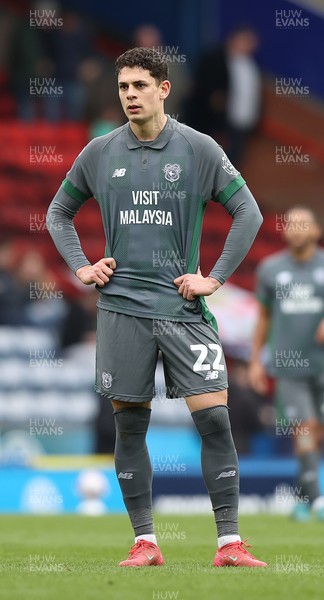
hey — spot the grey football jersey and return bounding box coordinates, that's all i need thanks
[54,117,247,321]
[256,249,324,377]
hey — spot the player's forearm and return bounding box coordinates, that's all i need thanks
[209,186,263,283]
[46,188,90,273]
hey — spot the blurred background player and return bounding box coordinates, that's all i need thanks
[186,25,261,168]
[249,206,324,521]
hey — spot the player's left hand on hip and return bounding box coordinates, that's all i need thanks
[173,273,221,300]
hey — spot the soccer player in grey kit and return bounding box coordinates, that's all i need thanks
[47,47,267,567]
[249,206,324,521]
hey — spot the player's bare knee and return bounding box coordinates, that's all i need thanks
[185,389,228,413]
[111,399,152,411]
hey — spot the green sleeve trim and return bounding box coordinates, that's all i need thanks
[62,178,91,203]
[217,175,246,205]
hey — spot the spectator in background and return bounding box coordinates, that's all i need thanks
[226,26,261,167]
[82,57,124,138]
[0,244,66,330]
[88,104,123,139]
[186,26,261,168]
[133,24,191,122]
[0,236,17,324]
[0,238,35,326]
[59,287,97,350]
[7,6,52,121]
[7,2,94,122]
[44,9,95,121]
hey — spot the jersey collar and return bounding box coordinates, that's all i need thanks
[124,116,175,149]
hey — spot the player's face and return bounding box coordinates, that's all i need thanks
[118,67,169,124]
[283,209,321,250]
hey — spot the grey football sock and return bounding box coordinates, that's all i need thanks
[191,405,239,538]
[114,407,154,536]
[298,450,321,504]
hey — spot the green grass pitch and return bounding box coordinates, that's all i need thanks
[1,514,323,600]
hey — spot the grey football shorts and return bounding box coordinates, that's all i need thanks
[276,376,324,424]
[95,309,228,401]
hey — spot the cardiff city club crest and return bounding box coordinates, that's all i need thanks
[221,154,239,177]
[101,371,112,390]
[162,163,182,182]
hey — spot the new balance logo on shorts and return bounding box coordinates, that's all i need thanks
[112,168,126,177]
[215,470,236,480]
[205,370,219,380]
[118,472,134,479]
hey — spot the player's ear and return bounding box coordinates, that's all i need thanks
[159,80,171,100]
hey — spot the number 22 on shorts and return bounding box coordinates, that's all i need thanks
[190,343,225,372]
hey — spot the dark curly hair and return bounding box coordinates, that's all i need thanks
[115,47,169,84]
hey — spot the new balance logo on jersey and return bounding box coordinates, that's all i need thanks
[112,168,126,177]
[118,472,133,479]
[216,470,236,480]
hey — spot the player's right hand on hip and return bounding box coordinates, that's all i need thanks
[248,360,268,395]
[75,257,116,286]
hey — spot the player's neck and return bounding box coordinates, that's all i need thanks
[129,114,167,142]
[290,244,317,262]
